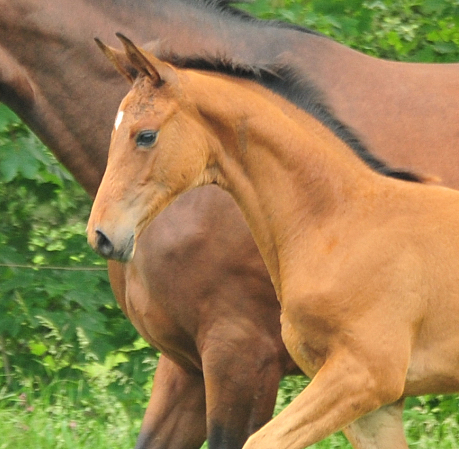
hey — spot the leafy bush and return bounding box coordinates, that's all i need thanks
[0,104,157,415]
[244,0,459,61]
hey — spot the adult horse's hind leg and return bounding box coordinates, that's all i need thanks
[134,355,207,449]
[343,399,408,449]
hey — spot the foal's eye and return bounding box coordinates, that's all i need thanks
[136,130,159,148]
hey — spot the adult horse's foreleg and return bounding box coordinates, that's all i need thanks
[343,399,408,449]
[201,336,285,449]
[134,355,207,449]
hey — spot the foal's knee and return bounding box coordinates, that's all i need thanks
[357,362,406,414]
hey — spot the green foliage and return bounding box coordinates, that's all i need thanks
[0,104,157,414]
[404,395,459,447]
[243,0,459,61]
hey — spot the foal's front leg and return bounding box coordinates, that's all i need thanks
[241,347,407,449]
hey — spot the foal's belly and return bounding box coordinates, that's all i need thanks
[404,346,459,396]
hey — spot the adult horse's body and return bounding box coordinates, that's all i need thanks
[87,38,459,449]
[1,1,459,448]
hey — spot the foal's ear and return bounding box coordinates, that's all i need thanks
[115,33,178,87]
[94,38,138,83]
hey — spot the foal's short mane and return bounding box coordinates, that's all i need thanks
[161,52,423,183]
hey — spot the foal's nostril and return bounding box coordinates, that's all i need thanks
[95,229,114,259]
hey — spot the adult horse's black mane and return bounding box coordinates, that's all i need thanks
[184,0,323,35]
[94,0,421,182]
[102,0,323,35]
[161,51,423,183]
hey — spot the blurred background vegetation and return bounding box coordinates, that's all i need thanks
[0,0,458,447]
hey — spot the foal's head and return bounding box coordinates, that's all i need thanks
[87,34,216,261]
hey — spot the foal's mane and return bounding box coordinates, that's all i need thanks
[161,52,423,183]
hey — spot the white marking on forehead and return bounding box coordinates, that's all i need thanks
[114,110,124,131]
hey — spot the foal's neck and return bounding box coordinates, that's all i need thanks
[190,71,382,296]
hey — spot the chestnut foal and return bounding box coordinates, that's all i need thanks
[88,36,459,448]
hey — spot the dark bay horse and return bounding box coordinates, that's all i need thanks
[1,1,459,448]
[88,36,459,449]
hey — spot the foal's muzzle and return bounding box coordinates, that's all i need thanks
[93,228,135,262]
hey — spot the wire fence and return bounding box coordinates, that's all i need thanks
[0,263,107,271]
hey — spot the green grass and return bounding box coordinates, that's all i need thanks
[0,378,142,449]
[0,406,136,449]
[1,375,457,449]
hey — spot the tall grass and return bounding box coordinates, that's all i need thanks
[0,378,141,449]
[1,374,457,448]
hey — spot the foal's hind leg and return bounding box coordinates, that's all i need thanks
[343,399,408,449]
